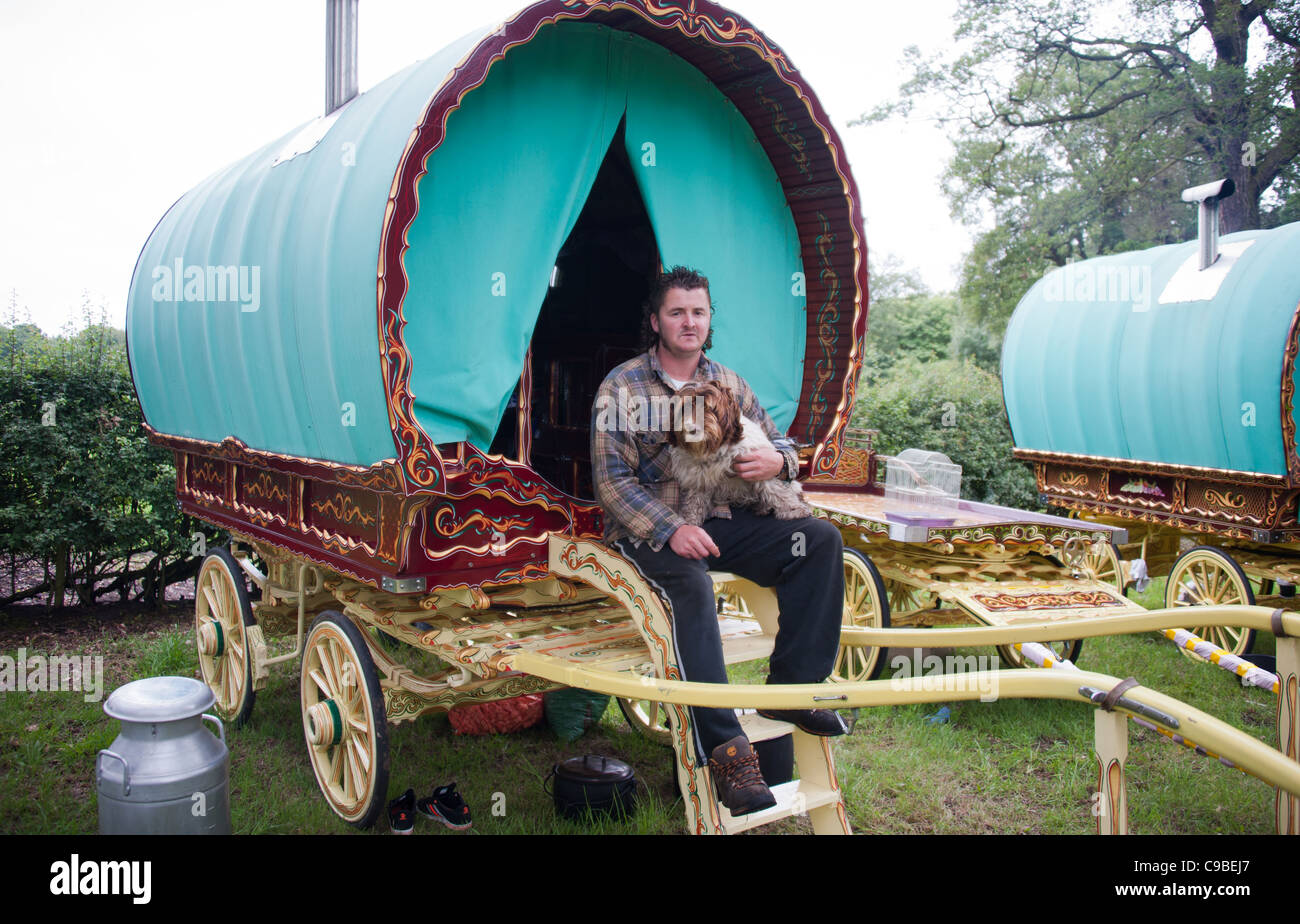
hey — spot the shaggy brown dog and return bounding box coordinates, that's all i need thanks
[667,380,812,525]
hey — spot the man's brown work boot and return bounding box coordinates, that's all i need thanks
[708,735,776,816]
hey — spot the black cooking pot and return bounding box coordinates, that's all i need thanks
[547,755,637,821]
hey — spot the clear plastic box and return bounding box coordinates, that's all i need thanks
[884,448,962,515]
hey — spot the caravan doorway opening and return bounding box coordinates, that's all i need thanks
[491,122,660,499]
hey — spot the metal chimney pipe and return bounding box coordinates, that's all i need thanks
[1180,178,1236,270]
[326,0,358,115]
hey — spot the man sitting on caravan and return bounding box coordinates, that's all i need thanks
[590,265,846,817]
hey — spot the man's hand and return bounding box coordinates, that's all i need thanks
[733,446,784,482]
[669,524,720,560]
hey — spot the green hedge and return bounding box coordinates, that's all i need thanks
[0,319,214,607]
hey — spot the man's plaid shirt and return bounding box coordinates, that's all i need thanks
[590,349,799,551]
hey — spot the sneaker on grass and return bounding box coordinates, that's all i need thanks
[388,788,416,835]
[418,782,473,831]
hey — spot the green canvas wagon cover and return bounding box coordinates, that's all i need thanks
[1005,222,1300,478]
[1005,219,1300,536]
[124,0,871,588]
[126,0,870,499]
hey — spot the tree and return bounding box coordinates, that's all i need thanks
[864,253,958,383]
[861,0,1300,339]
[863,293,959,384]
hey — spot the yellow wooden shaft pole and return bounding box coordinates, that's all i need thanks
[1094,710,1128,835]
[837,604,1300,647]
[1278,636,1300,835]
[503,650,1300,799]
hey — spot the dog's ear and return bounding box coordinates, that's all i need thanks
[712,387,742,444]
[717,385,743,444]
[727,408,743,444]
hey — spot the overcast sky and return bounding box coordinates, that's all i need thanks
[0,0,968,334]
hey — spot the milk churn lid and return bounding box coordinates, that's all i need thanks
[103,676,215,723]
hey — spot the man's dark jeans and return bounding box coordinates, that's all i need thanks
[614,508,844,759]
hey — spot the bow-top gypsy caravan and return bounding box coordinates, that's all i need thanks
[127,0,1135,833]
[1005,179,1300,661]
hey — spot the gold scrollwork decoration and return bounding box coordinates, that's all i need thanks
[971,590,1126,611]
[311,492,378,527]
[1204,488,1246,509]
[432,506,529,539]
[244,473,288,503]
[191,460,225,485]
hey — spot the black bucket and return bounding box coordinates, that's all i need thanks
[547,755,637,821]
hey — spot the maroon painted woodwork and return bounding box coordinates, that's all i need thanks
[155,429,604,592]
[1031,458,1300,541]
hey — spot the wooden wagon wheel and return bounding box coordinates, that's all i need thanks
[886,580,934,622]
[301,611,391,828]
[194,548,256,726]
[716,584,756,622]
[832,548,890,682]
[1165,546,1256,660]
[616,584,754,744]
[1082,540,1124,594]
[617,696,673,744]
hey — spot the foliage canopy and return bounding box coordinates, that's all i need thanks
[862,0,1300,345]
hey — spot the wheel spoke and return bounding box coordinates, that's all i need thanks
[216,652,229,705]
[1190,564,1206,602]
[202,585,221,621]
[217,577,231,627]
[328,743,343,789]
[339,749,355,806]
[1206,565,1224,602]
[321,640,341,696]
[350,734,371,776]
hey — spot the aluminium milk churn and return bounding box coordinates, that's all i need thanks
[97,676,230,834]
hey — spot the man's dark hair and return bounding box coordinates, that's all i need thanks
[640,266,715,352]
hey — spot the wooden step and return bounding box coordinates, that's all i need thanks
[704,713,847,834]
[719,615,775,664]
[738,710,793,743]
[718,779,842,833]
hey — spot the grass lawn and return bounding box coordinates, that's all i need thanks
[0,577,1285,834]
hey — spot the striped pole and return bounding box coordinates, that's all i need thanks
[1162,628,1280,694]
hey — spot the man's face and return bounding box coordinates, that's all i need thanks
[651,286,711,359]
